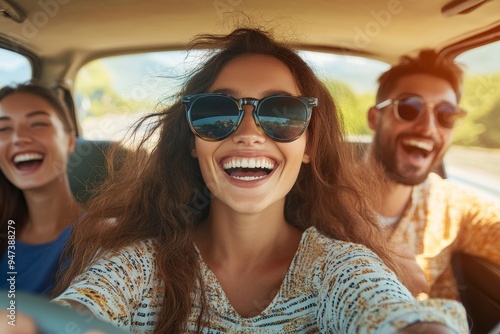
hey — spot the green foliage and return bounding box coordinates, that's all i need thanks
[75,60,155,118]
[324,80,373,135]
[454,72,500,148]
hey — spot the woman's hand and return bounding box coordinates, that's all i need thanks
[0,311,37,334]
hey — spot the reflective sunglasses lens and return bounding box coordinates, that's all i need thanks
[397,97,422,122]
[189,96,239,140]
[436,104,458,128]
[257,97,309,141]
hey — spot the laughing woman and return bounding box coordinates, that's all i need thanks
[0,84,81,295]
[42,28,470,333]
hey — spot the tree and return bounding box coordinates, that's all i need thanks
[75,60,155,118]
[324,80,373,135]
[454,72,500,148]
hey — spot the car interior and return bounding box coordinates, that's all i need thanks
[1,0,499,332]
[67,138,124,204]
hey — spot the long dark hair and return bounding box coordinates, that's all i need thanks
[56,28,403,333]
[0,83,74,255]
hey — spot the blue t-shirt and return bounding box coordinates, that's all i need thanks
[0,225,72,295]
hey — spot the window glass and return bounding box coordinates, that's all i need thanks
[74,50,389,141]
[454,41,500,149]
[446,42,500,202]
[300,51,389,137]
[0,49,32,88]
[75,51,204,141]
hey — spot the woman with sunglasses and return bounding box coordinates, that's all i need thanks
[25,28,470,333]
[0,83,81,296]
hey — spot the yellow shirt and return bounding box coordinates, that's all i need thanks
[389,173,500,300]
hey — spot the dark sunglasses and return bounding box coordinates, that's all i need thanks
[182,93,317,142]
[375,95,467,129]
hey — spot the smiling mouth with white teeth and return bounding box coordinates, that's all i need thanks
[401,138,434,158]
[222,157,276,181]
[12,152,45,170]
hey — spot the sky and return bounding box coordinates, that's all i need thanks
[0,49,32,87]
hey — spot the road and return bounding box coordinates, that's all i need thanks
[444,145,500,203]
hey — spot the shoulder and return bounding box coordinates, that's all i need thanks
[300,227,386,274]
[422,173,500,209]
[104,239,157,261]
[417,173,487,203]
[56,224,73,243]
[422,173,456,192]
[424,172,481,198]
[303,227,378,255]
[119,238,157,257]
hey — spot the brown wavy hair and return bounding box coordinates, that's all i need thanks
[55,27,405,333]
[0,83,74,256]
[376,49,464,104]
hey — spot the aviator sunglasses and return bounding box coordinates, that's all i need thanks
[375,95,467,129]
[182,93,318,142]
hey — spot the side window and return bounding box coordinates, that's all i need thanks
[454,42,500,149]
[445,42,500,202]
[0,49,32,88]
[74,51,201,142]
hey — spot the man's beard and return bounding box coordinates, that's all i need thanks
[372,132,442,186]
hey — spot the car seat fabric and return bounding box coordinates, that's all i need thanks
[67,138,119,204]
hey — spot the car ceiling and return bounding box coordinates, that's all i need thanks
[1,0,499,73]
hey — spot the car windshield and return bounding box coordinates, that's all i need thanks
[74,50,389,141]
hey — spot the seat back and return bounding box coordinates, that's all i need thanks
[67,138,124,204]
